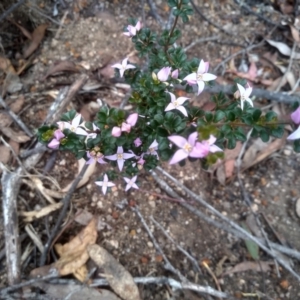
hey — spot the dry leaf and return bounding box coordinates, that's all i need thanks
[42,60,80,81]
[266,40,300,59]
[88,244,141,300]
[223,261,273,276]
[54,218,97,279]
[0,145,10,164]
[20,202,63,222]
[62,158,96,192]
[24,24,48,58]
[0,127,30,143]
[242,136,286,171]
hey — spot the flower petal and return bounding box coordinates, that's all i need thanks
[53,129,65,140]
[126,113,138,126]
[165,103,175,112]
[196,80,205,95]
[169,149,188,164]
[202,73,217,81]
[177,106,188,117]
[105,154,117,161]
[123,152,135,159]
[183,73,197,84]
[166,91,176,102]
[209,144,223,153]
[117,158,124,171]
[111,63,122,69]
[112,126,122,137]
[287,126,300,140]
[197,59,206,74]
[75,127,88,135]
[73,114,82,127]
[187,132,198,146]
[176,97,189,105]
[157,67,171,81]
[237,83,246,95]
[48,139,60,149]
[168,135,187,148]
[291,107,300,124]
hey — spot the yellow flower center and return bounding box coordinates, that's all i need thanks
[117,153,123,159]
[197,73,203,80]
[183,143,192,153]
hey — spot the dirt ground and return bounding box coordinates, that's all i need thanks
[1,0,300,299]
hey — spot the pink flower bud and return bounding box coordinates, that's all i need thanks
[157,67,171,82]
[112,127,122,137]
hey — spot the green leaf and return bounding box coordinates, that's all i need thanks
[260,130,269,142]
[271,126,284,138]
[242,223,259,260]
[213,110,225,123]
[265,111,277,122]
[154,114,164,124]
[252,109,262,122]
[293,139,300,152]
[205,112,213,123]
[234,130,246,141]
[227,134,236,149]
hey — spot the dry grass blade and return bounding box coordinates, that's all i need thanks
[20,203,63,222]
[23,24,48,58]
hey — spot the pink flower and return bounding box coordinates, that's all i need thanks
[112,113,138,137]
[48,129,65,149]
[237,83,253,110]
[134,137,142,147]
[95,174,115,195]
[57,114,88,135]
[165,92,189,117]
[194,135,223,158]
[168,132,203,164]
[171,69,179,79]
[287,126,300,140]
[86,148,106,164]
[183,60,217,95]
[112,58,135,77]
[157,67,171,82]
[105,146,135,171]
[291,107,300,125]
[123,175,139,191]
[146,139,159,157]
[123,21,142,37]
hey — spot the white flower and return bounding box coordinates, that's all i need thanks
[165,92,189,117]
[237,83,253,110]
[111,58,135,77]
[95,174,115,195]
